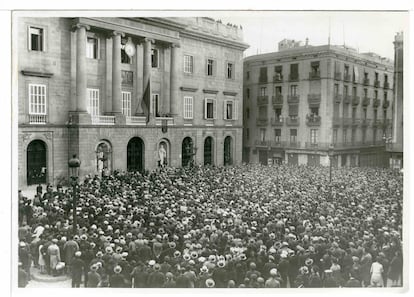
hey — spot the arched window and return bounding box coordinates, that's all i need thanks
[127,137,144,172]
[96,140,112,175]
[27,140,47,185]
[204,137,213,166]
[224,136,233,166]
[182,137,194,167]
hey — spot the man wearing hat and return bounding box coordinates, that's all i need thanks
[147,263,165,287]
[212,260,228,288]
[63,236,79,275]
[323,270,338,287]
[86,264,101,288]
[110,265,126,288]
[47,239,61,276]
[71,251,85,288]
[130,262,149,288]
[265,268,281,288]
[205,278,215,288]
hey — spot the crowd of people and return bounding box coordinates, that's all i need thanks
[18,164,403,288]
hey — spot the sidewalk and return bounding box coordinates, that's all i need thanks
[26,266,72,288]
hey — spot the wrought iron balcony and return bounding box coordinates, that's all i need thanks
[308,94,321,105]
[309,71,321,80]
[271,116,284,126]
[384,81,390,89]
[305,142,328,149]
[374,80,380,88]
[362,97,371,106]
[352,96,360,106]
[273,74,283,83]
[270,140,285,147]
[373,99,380,107]
[286,141,301,148]
[334,72,342,80]
[287,95,300,104]
[344,74,351,82]
[28,114,47,124]
[272,95,283,106]
[255,140,270,146]
[257,96,269,106]
[383,100,390,109]
[343,95,351,104]
[256,118,269,126]
[334,94,342,103]
[92,115,115,125]
[306,114,321,126]
[286,116,300,126]
[363,78,370,86]
[288,74,299,82]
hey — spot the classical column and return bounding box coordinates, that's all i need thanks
[170,43,180,116]
[143,38,153,113]
[112,31,124,113]
[75,24,90,112]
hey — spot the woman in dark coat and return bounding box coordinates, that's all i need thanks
[388,250,402,286]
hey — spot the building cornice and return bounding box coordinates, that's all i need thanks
[21,70,54,78]
[180,86,198,92]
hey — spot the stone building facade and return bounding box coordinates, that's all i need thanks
[243,40,394,167]
[17,16,248,187]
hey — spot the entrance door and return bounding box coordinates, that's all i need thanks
[27,140,47,185]
[288,153,298,165]
[224,136,233,166]
[259,150,268,165]
[127,137,144,172]
[182,137,193,167]
[204,137,213,165]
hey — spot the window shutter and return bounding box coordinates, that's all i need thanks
[204,99,207,119]
[223,100,227,119]
[213,99,217,119]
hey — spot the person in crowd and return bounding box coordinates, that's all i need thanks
[18,164,403,289]
[370,257,385,287]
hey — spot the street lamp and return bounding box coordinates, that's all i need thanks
[68,154,80,235]
[328,144,335,183]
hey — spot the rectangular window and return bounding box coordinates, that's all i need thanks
[246,71,250,80]
[334,84,339,95]
[260,87,267,96]
[352,107,357,119]
[375,72,379,80]
[384,74,388,83]
[351,128,356,144]
[87,88,99,116]
[29,26,44,51]
[290,129,297,143]
[152,49,159,68]
[29,84,47,114]
[275,129,281,143]
[246,88,250,99]
[290,63,299,80]
[121,91,131,116]
[227,62,234,79]
[343,129,347,143]
[86,37,98,59]
[384,91,388,101]
[184,55,194,73]
[344,64,349,76]
[259,67,268,83]
[310,107,319,116]
[363,108,367,119]
[275,108,282,117]
[204,98,217,119]
[374,109,378,120]
[352,87,357,97]
[207,59,214,76]
[310,129,318,144]
[274,66,283,80]
[183,96,193,119]
[311,61,320,73]
[364,88,368,97]
[151,93,160,117]
[246,128,250,140]
[290,85,298,96]
[333,129,338,144]
[224,100,237,120]
[364,71,369,79]
[259,106,267,119]
[374,90,378,99]
[344,85,349,96]
[260,128,266,142]
[246,108,250,119]
[275,86,282,96]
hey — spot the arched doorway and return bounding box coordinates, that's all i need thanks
[182,137,194,167]
[96,140,112,176]
[204,137,213,166]
[27,140,47,185]
[158,139,170,167]
[224,136,233,166]
[127,137,144,172]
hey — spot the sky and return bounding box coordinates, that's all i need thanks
[211,11,409,59]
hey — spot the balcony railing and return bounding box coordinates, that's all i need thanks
[286,116,300,126]
[374,80,380,88]
[287,95,300,104]
[288,74,299,82]
[255,140,270,146]
[126,116,147,125]
[309,71,321,80]
[383,100,390,109]
[362,97,371,106]
[351,118,361,126]
[257,96,269,106]
[155,117,174,126]
[384,81,390,89]
[373,99,380,107]
[352,96,360,106]
[273,74,283,83]
[360,118,372,126]
[363,78,370,86]
[92,115,115,125]
[308,94,321,105]
[256,118,269,126]
[334,94,342,103]
[343,95,351,104]
[270,141,285,147]
[286,141,301,148]
[271,117,284,126]
[333,141,384,148]
[28,114,47,124]
[334,72,342,80]
[305,142,331,149]
[272,95,283,106]
[258,76,268,84]
[344,74,351,82]
[372,119,383,127]
[306,114,321,126]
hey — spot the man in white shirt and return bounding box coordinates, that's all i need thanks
[370,259,384,287]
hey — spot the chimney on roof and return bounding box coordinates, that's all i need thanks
[305,38,309,46]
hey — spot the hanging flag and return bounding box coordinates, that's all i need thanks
[141,79,151,123]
